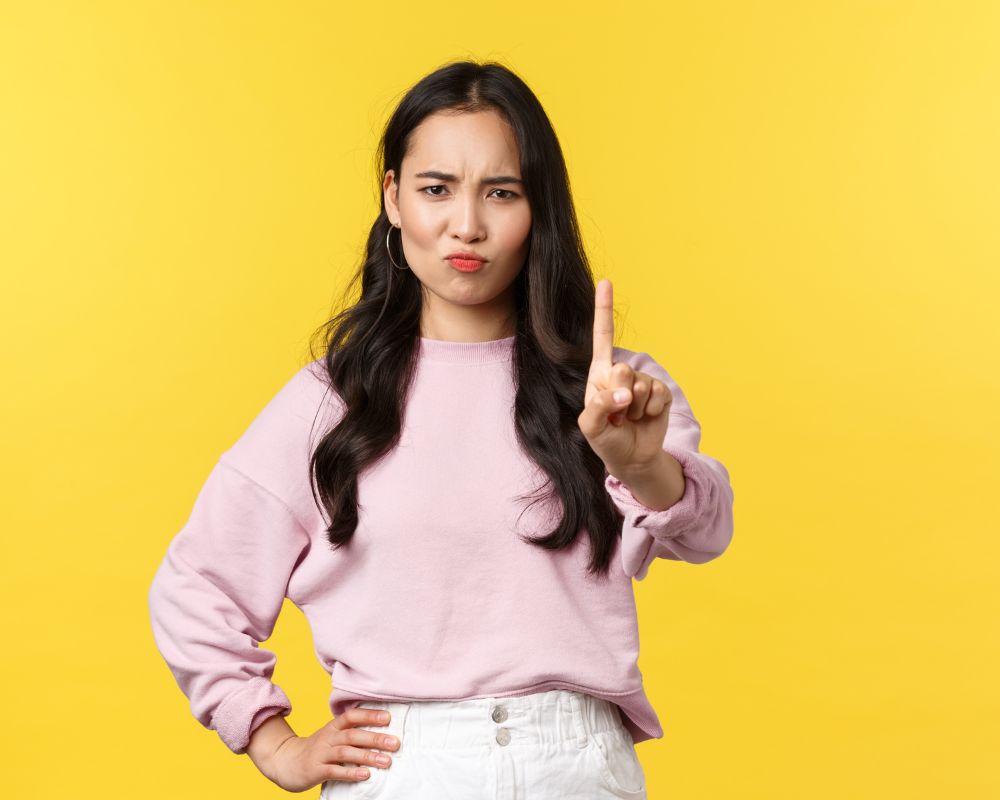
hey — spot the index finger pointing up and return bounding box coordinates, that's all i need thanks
[592,278,614,366]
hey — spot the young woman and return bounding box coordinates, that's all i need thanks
[149,60,734,799]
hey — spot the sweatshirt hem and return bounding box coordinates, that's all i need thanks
[329,679,663,745]
[331,677,647,702]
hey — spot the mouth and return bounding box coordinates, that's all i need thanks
[447,256,486,273]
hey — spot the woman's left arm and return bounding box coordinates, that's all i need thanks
[602,348,736,578]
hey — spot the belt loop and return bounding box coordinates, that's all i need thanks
[569,691,589,749]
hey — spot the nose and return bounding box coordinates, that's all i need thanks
[449,192,486,242]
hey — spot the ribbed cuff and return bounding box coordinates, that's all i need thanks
[604,445,702,538]
[212,676,293,754]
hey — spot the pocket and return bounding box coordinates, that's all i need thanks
[588,728,647,797]
[349,703,393,799]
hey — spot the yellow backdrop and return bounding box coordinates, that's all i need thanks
[2,1,996,798]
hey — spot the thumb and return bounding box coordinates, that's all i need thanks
[579,385,632,438]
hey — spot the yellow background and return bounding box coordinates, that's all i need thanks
[2,1,997,797]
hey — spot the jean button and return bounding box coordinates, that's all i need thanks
[495,727,511,746]
[491,705,508,723]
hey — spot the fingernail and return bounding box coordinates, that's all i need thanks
[613,389,630,403]
[379,712,390,722]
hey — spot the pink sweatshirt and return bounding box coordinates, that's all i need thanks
[148,336,734,755]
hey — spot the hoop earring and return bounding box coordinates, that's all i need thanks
[386,224,410,270]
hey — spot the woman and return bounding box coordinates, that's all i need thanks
[148,59,735,799]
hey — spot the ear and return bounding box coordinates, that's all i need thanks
[383,170,400,227]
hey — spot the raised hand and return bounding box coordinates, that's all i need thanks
[577,279,673,480]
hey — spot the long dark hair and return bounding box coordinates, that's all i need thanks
[306,59,625,578]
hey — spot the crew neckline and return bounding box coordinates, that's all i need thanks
[418,335,516,364]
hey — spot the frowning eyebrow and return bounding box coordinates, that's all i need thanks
[414,170,524,186]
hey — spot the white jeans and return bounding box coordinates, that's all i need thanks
[319,688,647,800]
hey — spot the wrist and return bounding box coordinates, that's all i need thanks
[608,447,666,484]
[610,449,685,512]
[246,713,298,779]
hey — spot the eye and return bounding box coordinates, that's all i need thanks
[418,186,519,199]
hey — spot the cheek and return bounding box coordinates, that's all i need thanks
[405,220,438,251]
[400,200,441,246]
[500,210,532,252]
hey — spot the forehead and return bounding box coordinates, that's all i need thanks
[404,109,521,174]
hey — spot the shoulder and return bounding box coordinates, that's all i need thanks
[220,359,345,501]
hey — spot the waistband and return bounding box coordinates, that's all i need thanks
[352,689,626,755]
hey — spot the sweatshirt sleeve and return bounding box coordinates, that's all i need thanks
[604,348,735,579]
[148,456,311,754]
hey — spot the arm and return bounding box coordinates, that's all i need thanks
[148,457,311,754]
[604,349,735,578]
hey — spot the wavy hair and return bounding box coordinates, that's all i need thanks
[307,59,625,578]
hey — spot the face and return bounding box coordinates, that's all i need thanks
[383,108,532,340]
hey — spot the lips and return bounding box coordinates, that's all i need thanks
[445,251,486,273]
[448,257,485,272]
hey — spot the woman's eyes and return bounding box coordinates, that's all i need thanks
[420,185,518,200]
